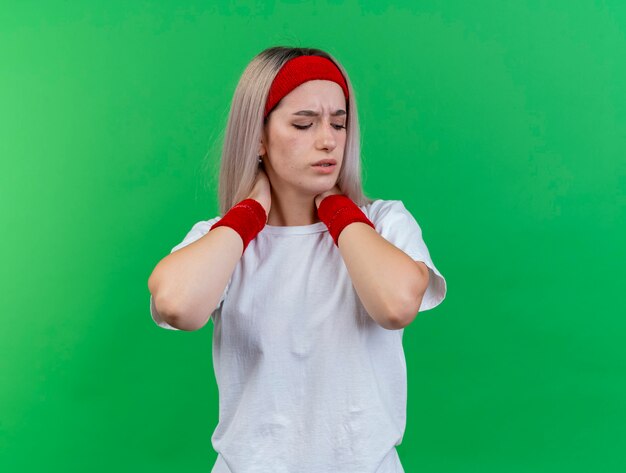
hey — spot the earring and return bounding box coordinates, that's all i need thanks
[258,156,262,163]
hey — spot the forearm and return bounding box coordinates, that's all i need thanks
[337,222,428,329]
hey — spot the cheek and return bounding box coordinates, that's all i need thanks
[273,130,308,162]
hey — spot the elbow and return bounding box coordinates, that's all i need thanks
[150,290,210,333]
[153,294,206,331]
[149,285,188,330]
[152,291,183,327]
[160,291,214,331]
[149,274,202,331]
[390,275,429,329]
[148,271,210,332]
[149,274,176,318]
[389,295,423,330]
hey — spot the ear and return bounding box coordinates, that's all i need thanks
[258,127,267,156]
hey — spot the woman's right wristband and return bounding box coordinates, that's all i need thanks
[208,198,267,255]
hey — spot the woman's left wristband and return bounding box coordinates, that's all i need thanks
[317,194,375,246]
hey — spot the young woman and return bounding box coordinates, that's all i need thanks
[148,46,447,473]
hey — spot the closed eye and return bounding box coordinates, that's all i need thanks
[293,124,346,131]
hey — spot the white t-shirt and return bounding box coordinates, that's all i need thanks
[150,199,447,472]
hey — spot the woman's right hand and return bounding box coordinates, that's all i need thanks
[248,162,271,222]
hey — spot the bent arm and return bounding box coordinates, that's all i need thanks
[337,222,429,330]
[148,225,243,331]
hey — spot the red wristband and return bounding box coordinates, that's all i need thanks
[317,194,376,246]
[209,198,267,255]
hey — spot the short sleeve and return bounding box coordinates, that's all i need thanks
[368,200,447,312]
[149,216,232,330]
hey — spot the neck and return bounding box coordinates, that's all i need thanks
[266,189,320,226]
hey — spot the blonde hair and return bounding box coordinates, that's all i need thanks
[203,46,375,216]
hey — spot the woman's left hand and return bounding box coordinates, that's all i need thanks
[314,184,343,209]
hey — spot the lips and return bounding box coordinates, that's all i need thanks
[312,159,337,166]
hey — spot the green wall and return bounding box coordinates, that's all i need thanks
[2,1,624,471]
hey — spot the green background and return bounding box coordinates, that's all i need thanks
[2,1,624,471]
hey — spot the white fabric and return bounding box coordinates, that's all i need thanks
[149,199,447,472]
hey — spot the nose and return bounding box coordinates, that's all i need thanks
[316,119,337,151]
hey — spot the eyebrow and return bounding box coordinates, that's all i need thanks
[292,109,347,117]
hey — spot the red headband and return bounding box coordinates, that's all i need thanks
[264,55,349,118]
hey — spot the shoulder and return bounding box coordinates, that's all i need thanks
[170,215,222,253]
[360,199,414,227]
[181,215,223,237]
